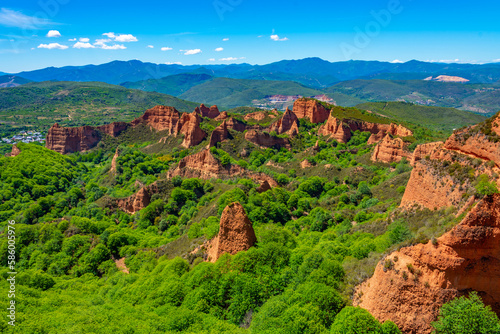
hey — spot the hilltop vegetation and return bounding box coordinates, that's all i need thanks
[356,102,487,133]
[0,81,199,131]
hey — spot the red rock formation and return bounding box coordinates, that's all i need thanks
[168,149,278,187]
[117,182,159,214]
[410,142,444,166]
[244,111,267,122]
[110,147,119,174]
[178,112,206,148]
[293,98,330,124]
[354,194,500,333]
[226,117,247,132]
[444,122,500,168]
[7,144,21,157]
[96,122,129,137]
[206,202,257,262]
[208,120,230,148]
[46,123,101,154]
[256,180,272,193]
[300,160,313,169]
[194,104,220,119]
[214,111,228,121]
[400,160,470,210]
[244,130,290,149]
[318,114,352,143]
[371,134,412,164]
[269,108,299,136]
[131,105,181,133]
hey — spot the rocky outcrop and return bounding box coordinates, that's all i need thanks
[293,98,330,124]
[208,120,230,148]
[110,147,119,174]
[96,122,129,137]
[46,123,102,154]
[256,180,272,193]
[131,105,182,132]
[6,144,21,157]
[371,134,412,164]
[116,182,159,214]
[226,117,247,132]
[410,142,444,166]
[318,111,413,145]
[354,194,500,333]
[206,202,257,262]
[195,104,220,119]
[178,112,206,148]
[269,108,299,136]
[443,122,500,168]
[300,160,313,169]
[318,114,352,143]
[244,130,290,149]
[215,111,228,121]
[168,149,278,187]
[400,160,469,210]
[244,111,267,122]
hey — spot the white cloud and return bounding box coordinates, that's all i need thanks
[79,37,89,42]
[68,38,77,41]
[73,41,95,49]
[37,43,68,50]
[223,38,229,41]
[101,44,126,50]
[0,8,53,29]
[208,58,216,62]
[391,59,404,63]
[161,47,172,51]
[93,38,126,50]
[219,57,238,61]
[270,34,288,41]
[47,30,61,38]
[215,47,224,52]
[166,62,182,65]
[182,49,202,55]
[147,45,154,48]
[493,59,500,63]
[114,34,137,42]
[102,32,137,42]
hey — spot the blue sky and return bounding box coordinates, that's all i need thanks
[0,0,499,72]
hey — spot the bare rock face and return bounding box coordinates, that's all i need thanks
[6,144,21,157]
[207,202,257,262]
[244,111,267,122]
[371,134,412,164]
[226,117,246,132]
[195,104,220,119]
[256,180,272,193]
[318,114,352,143]
[131,105,181,133]
[214,111,228,121]
[178,112,206,148]
[400,160,468,210]
[208,120,230,148]
[244,130,290,149]
[293,98,330,124]
[96,122,130,137]
[444,118,500,168]
[46,123,102,154]
[168,149,278,187]
[110,147,119,174]
[117,182,159,214]
[410,142,444,166]
[269,108,299,136]
[354,194,500,333]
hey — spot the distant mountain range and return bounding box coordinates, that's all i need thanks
[3,58,500,114]
[5,58,500,87]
